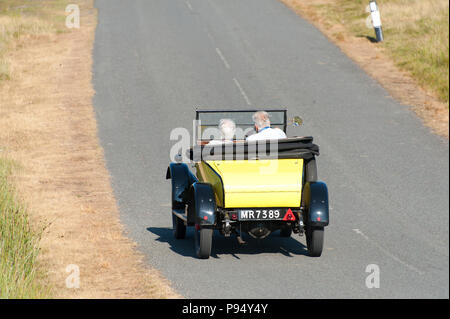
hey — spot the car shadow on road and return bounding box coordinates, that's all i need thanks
[146,227,309,259]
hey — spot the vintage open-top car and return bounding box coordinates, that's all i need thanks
[166,109,329,259]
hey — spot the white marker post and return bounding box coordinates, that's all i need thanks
[369,1,383,42]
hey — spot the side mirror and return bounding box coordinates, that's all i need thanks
[290,116,303,127]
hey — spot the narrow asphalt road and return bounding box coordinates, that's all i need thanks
[92,0,449,298]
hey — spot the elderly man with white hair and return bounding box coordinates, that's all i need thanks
[207,118,236,145]
[246,111,287,141]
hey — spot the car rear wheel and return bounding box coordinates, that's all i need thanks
[306,225,324,257]
[172,214,186,239]
[195,226,213,259]
[280,225,292,237]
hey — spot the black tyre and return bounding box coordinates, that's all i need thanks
[306,225,324,257]
[280,225,292,237]
[172,214,186,239]
[194,226,213,259]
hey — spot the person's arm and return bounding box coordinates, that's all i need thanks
[275,128,287,139]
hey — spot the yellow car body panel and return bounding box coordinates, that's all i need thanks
[196,161,225,207]
[196,159,303,208]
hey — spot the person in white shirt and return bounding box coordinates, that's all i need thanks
[207,118,236,145]
[246,111,287,142]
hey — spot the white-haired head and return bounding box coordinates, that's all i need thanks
[252,111,271,130]
[219,118,236,141]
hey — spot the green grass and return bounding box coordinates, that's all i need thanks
[313,0,449,105]
[0,158,49,298]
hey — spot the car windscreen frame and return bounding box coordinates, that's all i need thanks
[195,109,287,142]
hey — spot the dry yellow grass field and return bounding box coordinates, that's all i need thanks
[0,0,179,298]
[280,0,449,138]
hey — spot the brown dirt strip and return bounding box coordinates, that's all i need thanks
[0,1,180,298]
[280,0,449,139]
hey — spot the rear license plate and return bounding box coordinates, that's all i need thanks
[238,209,286,221]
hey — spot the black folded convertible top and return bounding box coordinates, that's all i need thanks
[188,136,319,161]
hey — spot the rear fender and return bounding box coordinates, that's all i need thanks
[188,183,216,227]
[302,181,329,227]
[166,163,198,209]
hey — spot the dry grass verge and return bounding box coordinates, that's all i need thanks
[280,0,449,138]
[0,0,179,298]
